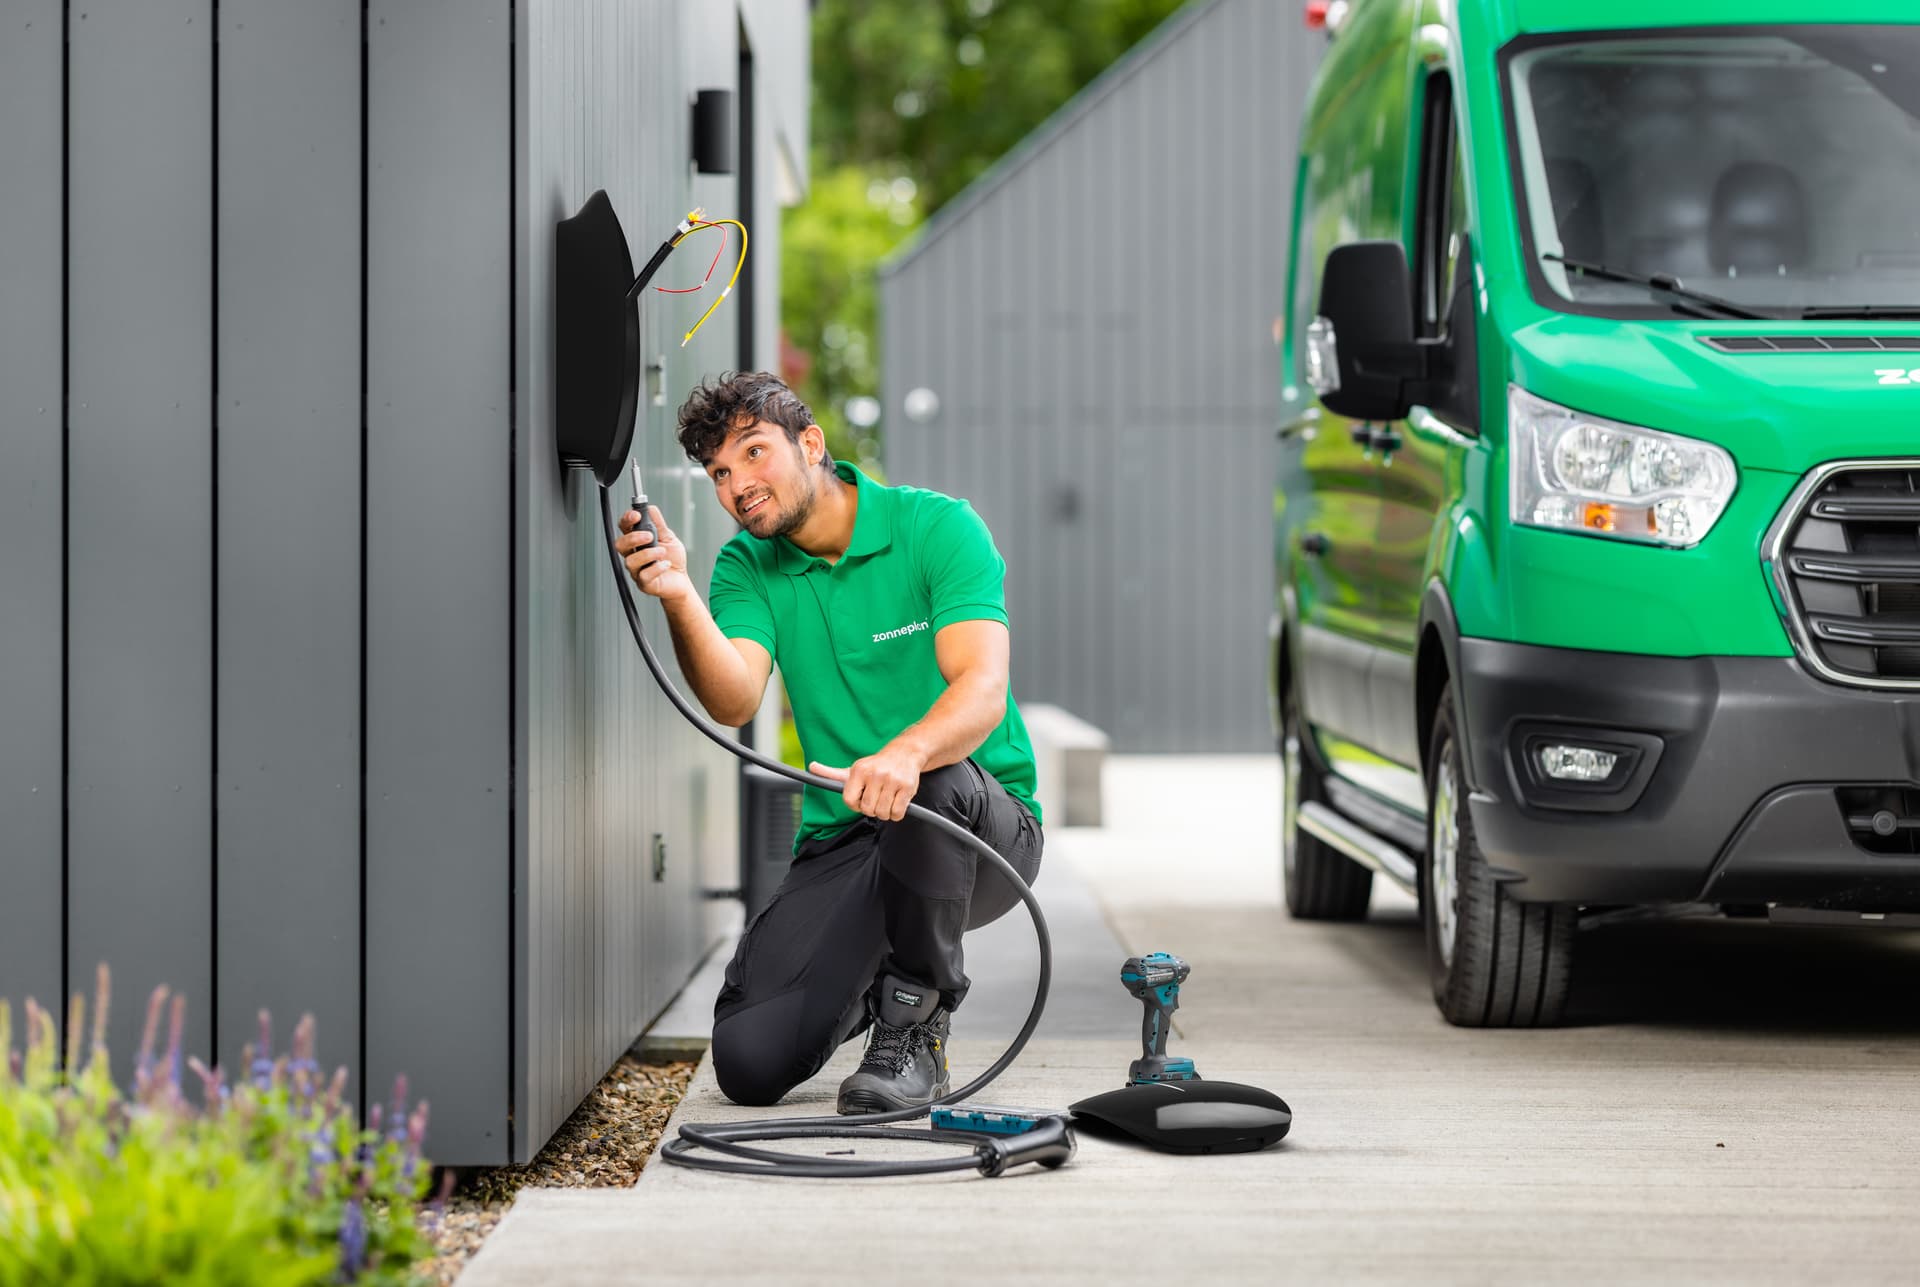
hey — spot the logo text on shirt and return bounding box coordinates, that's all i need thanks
[872,619,930,643]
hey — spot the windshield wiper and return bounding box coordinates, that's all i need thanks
[1541,253,1771,320]
[1798,305,1920,320]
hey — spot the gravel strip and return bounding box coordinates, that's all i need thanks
[414,1055,696,1286]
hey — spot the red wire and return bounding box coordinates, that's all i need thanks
[655,222,727,294]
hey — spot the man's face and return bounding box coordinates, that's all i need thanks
[702,419,822,540]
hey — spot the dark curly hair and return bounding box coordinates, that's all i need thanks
[676,371,830,470]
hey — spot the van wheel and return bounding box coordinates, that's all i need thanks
[1423,684,1573,1026]
[1282,674,1372,920]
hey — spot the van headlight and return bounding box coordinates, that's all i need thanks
[1509,387,1735,547]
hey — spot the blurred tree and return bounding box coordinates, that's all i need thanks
[813,0,1191,211]
[780,158,916,475]
[781,0,1189,469]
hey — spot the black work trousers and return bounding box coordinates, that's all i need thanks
[710,758,1043,1107]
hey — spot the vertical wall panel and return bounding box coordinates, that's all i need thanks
[519,0,742,1161]
[0,0,795,1166]
[366,0,512,1161]
[215,0,363,1091]
[67,0,215,1080]
[0,1,65,1016]
[883,0,1317,752]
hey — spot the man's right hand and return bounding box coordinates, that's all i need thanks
[617,505,694,602]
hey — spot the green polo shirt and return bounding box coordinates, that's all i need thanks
[707,462,1041,850]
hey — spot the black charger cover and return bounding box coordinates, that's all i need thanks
[1069,1080,1291,1155]
[556,190,641,486]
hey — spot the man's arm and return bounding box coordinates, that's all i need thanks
[660,597,772,727]
[809,619,1008,820]
[891,620,1009,769]
[618,506,771,726]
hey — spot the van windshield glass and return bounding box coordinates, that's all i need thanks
[1507,27,1920,317]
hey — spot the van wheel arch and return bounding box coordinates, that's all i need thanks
[1416,585,1473,791]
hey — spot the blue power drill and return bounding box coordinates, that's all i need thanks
[1121,952,1199,1084]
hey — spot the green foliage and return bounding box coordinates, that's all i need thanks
[810,0,1192,213]
[781,0,1188,468]
[0,970,435,1287]
[781,160,920,472]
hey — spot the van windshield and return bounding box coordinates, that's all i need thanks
[1506,26,1920,318]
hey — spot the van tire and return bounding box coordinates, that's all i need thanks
[1423,684,1573,1026]
[1282,674,1372,921]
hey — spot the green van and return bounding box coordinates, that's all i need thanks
[1275,0,1920,1025]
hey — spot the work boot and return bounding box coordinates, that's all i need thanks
[836,973,951,1115]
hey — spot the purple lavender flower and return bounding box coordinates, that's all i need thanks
[253,1010,275,1089]
[402,1100,431,1181]
[88,963,111,1075]
[323,1066,348,1119]
[135,986,168,1098]
[187,1056,222,1110]
[337,1196,368,1280]
[164,994,186,1100]
[386,1075,409,1144]
[65,993,84,1077]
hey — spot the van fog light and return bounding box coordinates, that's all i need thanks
[1537,745,1619,783]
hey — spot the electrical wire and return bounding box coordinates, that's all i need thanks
[652,222,727,294]
[671,217,747,347]
[596,487,1054,1177]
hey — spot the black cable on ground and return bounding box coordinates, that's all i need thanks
[597,485,1055,1178]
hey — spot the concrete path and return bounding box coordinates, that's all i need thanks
[460,756,1920,1286]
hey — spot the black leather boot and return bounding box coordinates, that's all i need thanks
[836,973,952,1115]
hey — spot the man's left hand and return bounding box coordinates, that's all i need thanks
[809,745,925,821]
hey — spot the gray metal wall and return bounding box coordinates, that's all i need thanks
[0,0,806,1167]
[515,0,801,1162]
[880,0,1322,752]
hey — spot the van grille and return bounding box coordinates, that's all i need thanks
[1702,335,1920,353]
[1771,463,1920,686]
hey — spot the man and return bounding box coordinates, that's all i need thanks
[616,371,1043,1113]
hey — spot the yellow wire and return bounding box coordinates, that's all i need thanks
[667,218,749,347]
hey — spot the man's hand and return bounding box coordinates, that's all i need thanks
[809,743,927,822]
[617,505,694,602]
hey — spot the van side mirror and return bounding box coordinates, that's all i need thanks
[1308,241,1422,422]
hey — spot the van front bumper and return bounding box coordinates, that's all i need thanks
[1458,638,1920,909]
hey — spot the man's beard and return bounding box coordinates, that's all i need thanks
[744,471,817,540]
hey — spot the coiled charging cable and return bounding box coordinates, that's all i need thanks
[597,487,1064,1178]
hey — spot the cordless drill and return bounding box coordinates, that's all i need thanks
[1121,952,1199,1084]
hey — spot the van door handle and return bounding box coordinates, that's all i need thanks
[1300,531,1331,558]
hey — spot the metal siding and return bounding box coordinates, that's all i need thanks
[0,0,792,1168]
[67,0,215,1081]
[214,0,362,1093]
[882,0,1314,751]
[510,0,534,1170]
[365,0,511,1162]
[0,2,64,1018]
[516,0,748,1162]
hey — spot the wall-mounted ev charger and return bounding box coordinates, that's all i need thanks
[555,190,643,486]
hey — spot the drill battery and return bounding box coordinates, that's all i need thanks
[930,1104,1062,1136]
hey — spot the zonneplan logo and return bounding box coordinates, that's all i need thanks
[872,619,930,644]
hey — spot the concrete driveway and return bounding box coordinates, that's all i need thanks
[460,755,1920,1285]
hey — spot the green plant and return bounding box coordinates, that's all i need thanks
[0,967,437,1287]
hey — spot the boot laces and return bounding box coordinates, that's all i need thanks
[864,1020,928,1075]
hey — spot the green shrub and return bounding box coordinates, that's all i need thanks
[0,967,437,1287]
